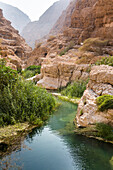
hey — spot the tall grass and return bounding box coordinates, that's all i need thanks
[0,61,55,127]
[79,38,108,54]
[61,80,88,98]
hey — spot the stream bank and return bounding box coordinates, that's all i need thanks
[0,100,113,170]
[52,93,113,145]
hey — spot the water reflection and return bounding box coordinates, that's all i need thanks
[0,100,113,170]
[48,101,113,170]
[26,127,44,144]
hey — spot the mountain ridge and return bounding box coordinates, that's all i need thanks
[0,1,31,33]
[21,0,71,48]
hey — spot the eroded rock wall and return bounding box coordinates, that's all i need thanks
[69,0,113,43]
[37,57,90,89]
[76,65,113,127]
[50,0,76,35]
[0,9,31,69]
[51,0,113,43]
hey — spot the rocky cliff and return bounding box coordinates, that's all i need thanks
[64,0,113,43]
[21,0,71,48]
[27,0,113,90]
[0,9,31,69]
[51,0,113,43]
[0,2,31,33]
[76,65,113,127]
[29,0,113,65]
[50,0,76,35]
[37,57,90,89]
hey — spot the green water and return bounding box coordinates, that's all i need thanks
[0,100,113,170]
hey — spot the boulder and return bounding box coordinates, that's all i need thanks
[76,65,113,127]
[37,57,90,89]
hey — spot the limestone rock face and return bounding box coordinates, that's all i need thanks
[76,65,113,127]
[27,0,113,68]
[69,0,113,43]
[26,33,69,67]
[50,0,76,35]
[6,55,22,70]
[26,46,48,67]
[37,56,90,89]
[0,9,31,69]
[51,0,113,43]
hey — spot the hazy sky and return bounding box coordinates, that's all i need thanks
[0,0,57,21]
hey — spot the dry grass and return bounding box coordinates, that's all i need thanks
[75,51,101,64]
[35,42,42,48]
[0,123,29,142]
[47,35,56,42]
[79,38,109,55]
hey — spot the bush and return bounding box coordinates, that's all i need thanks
[79,38,109,54]
[96,56,113,66]
[61,80,88,98]
[96,123,113,141]
[22,65,41,78]
[0,59,18,90]
[0,63,56,127]
[96,95,113,111]
[0,80,56,127]
[22,70,35,79]
[59,41,75,56]
[25,65,41,74]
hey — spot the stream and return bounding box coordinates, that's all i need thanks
[0,100,113,170]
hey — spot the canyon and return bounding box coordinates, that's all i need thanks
[0,0,113,137]
[21,0,71,48]
[0,1,113,168]
[32,0,113,128]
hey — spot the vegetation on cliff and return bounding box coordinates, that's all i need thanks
[0,59,18,90]
[96,95,113,111]
[59,41,75,56]
[96,123,113,141]
[61,80,88,98]
[79,38,109,54]
[22,65,41,78]
[0,60,56,127]
[96,56,113,66]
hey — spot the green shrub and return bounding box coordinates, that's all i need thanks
[96,123,113,141]
[96,95,113,111]
[0,80,56,127]
[25,65,41,73]
[0,59,18,90]
[22,70,35,79]
[22,65,41,78]
[59,48,68,56]
[96,56,113,66]
[61,80,88,98]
